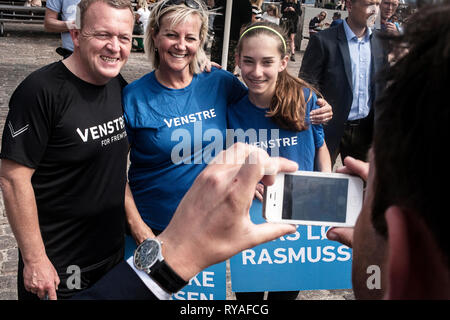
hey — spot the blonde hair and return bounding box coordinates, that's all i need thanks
[136,0,148,10]
[237,22,321,132]
[266,4,280,18]
[250,0,263,7]
[145,0,209,74]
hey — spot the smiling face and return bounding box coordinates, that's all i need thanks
[237,34,288,106]
[152,12,202,76]
[72,1,134,85]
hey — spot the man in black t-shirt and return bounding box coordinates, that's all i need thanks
[0,0,141,300]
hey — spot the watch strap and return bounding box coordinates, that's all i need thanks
[149,259,188,293]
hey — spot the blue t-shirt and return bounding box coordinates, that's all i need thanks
[227,88,324,170]
[123,68,247,230]
[46,0,80,51]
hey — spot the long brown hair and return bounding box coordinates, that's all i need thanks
[237,21,321,132]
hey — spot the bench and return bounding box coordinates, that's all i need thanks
[0,1,46,36]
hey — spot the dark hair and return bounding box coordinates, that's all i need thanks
[236,21,320,132]
[371,3,450,265]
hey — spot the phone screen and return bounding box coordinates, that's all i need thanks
[282,174,349,223]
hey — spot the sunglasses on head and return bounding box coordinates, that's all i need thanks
[160,0,200,11]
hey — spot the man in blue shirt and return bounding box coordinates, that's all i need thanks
[299,0,388,165]
[330,12,344,28]
[44,0,80,58]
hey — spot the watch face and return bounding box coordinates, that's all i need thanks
[134,239,160,271]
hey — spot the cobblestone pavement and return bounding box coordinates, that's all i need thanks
[0,23,352,300]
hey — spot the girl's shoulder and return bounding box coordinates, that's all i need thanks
[198,68,247,96]
[301,87,316,100]
[301,87,319,111]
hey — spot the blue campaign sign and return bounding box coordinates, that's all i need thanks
[125,235,227,300]
[172,262,227,300]
[230,200,353,292]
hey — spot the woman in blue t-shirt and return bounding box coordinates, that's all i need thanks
[123,0,247,239]
[122,1,333,243]
[227,21,332,300]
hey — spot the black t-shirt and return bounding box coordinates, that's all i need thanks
[0,62,129,272]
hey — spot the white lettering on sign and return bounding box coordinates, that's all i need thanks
[307,225,329,240]
[188,271,215,288]
[172,271,216,300]
[241,245,351,265]
[278,226,328,241]
[173,291,214,300]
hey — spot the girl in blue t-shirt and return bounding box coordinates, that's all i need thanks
[227,21,332,300]
[228,21,331,176]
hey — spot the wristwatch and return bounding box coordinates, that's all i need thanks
[133,238,188,294]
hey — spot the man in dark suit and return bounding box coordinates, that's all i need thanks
[299,0,388,164]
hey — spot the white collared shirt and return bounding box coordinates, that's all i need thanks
[126,256,172,300]
[343,19,373,121]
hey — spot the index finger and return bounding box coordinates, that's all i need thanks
[260,156,298,186]
[39,284,57,300]
[230,150,297,201]
[47,285,58,300]
[313,98,329,108]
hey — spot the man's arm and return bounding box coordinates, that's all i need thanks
[0,159,60,300]
[44,8,72,33]
[125,182,154,245]
[315,142,332,173]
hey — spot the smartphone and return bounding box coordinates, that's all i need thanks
[263,171,364,227]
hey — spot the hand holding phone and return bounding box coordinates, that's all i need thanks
[263,171,364,227]
[325,156,370,246]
